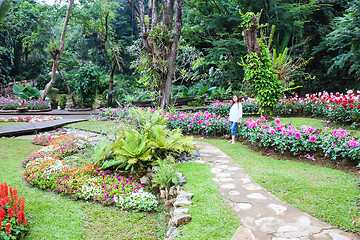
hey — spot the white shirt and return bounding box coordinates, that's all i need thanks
[229,103,242,122]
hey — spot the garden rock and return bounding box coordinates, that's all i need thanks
[170,211,191,227]
[173,197,192,207]
[140,175,151,185]
[178,176,187,186]
[193,149,200,158]
[178,190,194,200]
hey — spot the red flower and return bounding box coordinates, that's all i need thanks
[0,208,5,221]
[5,223,10,235]
[326,105,329,109]
[350,104,354,109]
[358,104,360,109]
[342,102,347,107]
[8,208,14,218]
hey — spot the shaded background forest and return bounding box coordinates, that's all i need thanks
[1,0,359,105]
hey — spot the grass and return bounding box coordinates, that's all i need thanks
[198,138,360,232]
[175,162,240,239]
[66,120,119,135]
[0,122,24,127]
[0,138,168,239]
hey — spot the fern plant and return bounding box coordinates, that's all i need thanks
[148,125,194,159]
[152,161,179,199]
[111,129,154,172]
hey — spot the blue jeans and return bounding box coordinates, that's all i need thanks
[230,121,238,136]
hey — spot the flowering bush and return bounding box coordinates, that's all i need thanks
[32,134,57,146]
[0,116,62,123]
[238,118,360,162]
[0,183,28,240]
[275,90,360,127]
[207,98,260,117]
[167,110,230,136]
[0,97,50,110]
[23,134,158,212]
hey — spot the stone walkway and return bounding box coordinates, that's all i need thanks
[193,141,360,240]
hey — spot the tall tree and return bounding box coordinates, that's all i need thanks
[126,0,185,109]
[40,0,74,100]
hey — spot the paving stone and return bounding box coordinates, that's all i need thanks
[243,183,262,191]
[229,190,241,196]
[235,203,253,211]
[272,238,301,240]
[228,166,240,171]
[255,217,285,232]
[277,225,298,232]
[210,167,222,173]
[220,183,236,189]
[212,177,220,183]
[297,216,311,228]
[217,172,232,177]
[247,193,267,199]
[219,177,233,182]
[214,159,229,163]
[231,226,256,240]
[268,204,288,215]
[240,178,251,183]
[217,165,229,169]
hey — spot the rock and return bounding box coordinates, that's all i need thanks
[173,207,189,215]
[178,190,194,199]
[178,152,188,160]
[171,214,192,227]
[173,197,192,207]
[175,172,183,178]
[193,149,200,158]
[167,226,177,237]
[160,190,166,199]
[140,176,151,185]
[152,166,160,172]
[178,176,187,186]
[169,186,176,196]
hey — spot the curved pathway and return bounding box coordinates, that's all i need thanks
[193,141,360,240]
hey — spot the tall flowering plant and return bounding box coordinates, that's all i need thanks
[0,97,50,110]
[0,183,28,240]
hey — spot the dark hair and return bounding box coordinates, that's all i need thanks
[231,95,240,106]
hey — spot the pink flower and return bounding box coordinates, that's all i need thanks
[189,125,193,128]
[260,116,266,122]
[274,118,281,124]
[294,131,301,138]
[309,136,316,142]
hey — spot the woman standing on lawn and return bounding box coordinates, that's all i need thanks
[229,95,242,144]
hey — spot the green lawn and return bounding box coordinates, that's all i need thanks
[0,122,24,127]
[198,138,360,232]
[66,120,119,135]
[175,162,240,239]
[0,138,168,239]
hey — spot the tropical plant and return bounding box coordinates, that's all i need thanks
[152,161,179,199]
[13,83,41,100]
[110,129,153,172]
[72,63,102,108]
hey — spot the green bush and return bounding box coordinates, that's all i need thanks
[73,64,102,108]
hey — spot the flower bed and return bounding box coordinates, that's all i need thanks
[0,182,28,239]
[23,134,158,212]
[0,116,62,123]
[238,118,360,162]
[275,90,360,127]
[0,97,50,110]
[167,110,230,136]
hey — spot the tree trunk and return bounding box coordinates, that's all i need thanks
[39,0,74,101]
[159,0,184,109]
[107,60,116,107]
[57,66,76,107]
[243,14,260,56]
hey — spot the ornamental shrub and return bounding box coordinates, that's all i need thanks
[0,183,28,240]
[73,64,102,108]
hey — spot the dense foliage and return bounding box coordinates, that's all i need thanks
[1,0,359,106]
